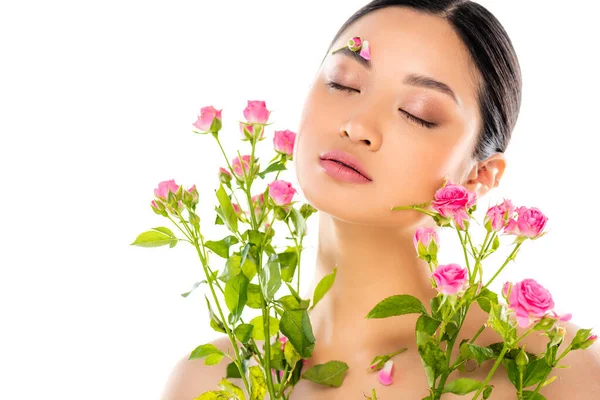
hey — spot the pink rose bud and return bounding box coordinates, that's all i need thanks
[484,199,516,232]
[502,281,512,299]
[431,263,468,295]
[154,179,180,200]
[232,155,258,179]
[508,278,555,328]
[586,335,598,348]
[243,100,271,124]
[504,206,548,239]
[268,180,298,206]
[232,203,242,214]
[219,167,232,184]
[192,105,222,133]
[278,336,288,351]
[239,122,265,142]
[359,40,371,60]
[431,182,477,230]
[413,227,440,255]
[348,36,362,51]
[252,193,266,220]
[273,129,296,157]
[377,360,394,386]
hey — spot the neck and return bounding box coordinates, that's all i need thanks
[303,212,439,366]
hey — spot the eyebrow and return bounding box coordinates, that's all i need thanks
[333,46,459,105]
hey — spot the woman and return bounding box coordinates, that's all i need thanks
[162,1,600,398]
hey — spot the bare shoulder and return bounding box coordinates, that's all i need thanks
[518,321,600,397]
[160,336,244,400]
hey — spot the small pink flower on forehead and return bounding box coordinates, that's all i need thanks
[332,36,371,61]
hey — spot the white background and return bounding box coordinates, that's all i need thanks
[1,1,598,399]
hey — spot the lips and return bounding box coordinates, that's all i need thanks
[319,150,372,181]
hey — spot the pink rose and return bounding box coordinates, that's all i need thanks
[431,182,477,230]
[484,199,516,232]
[273,129,296,157]
[154,179,180,200]
[413,227,440,251]
[268,180,298,206]
[431,263,468,295]
[232,203,242,214]
[243,100,271,124]
[232,155,258,179]
[505,206,548,239]
[192,105,222,132]
[507,279,555,328]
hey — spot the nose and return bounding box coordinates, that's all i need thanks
[338,115,383,151]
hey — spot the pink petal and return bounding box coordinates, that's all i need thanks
[377,360,394,386]
[359,40,371,60]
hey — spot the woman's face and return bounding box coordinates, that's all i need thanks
[294,7,484,227]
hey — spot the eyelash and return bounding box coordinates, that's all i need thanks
[325,81,437,129]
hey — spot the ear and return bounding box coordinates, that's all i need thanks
[462,153,506,198]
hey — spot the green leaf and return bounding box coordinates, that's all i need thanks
[217,378,247,400]
[180,280,206,298]
[269,344,286,371]
[366,295,427,319]
[205,295,226,334]
[289,207,306,238]
[483,385,493,399]
[226,361,245,379]
[260,256,282,302]
[246,283,262,309]
[249,365,266,400]
[476,288,499,313]
[430,296,443,319]
[523,358,552,388]
[442,378,483,394]
[205,352,225,365]
[284,340,302,367]
[224,274,249,324]
[310,267,337,311]
[189,343,224,365]
[216,185,238,233]
[130,228,178,248]
[416,314,441,336]
[278,249,298,283]
[280,308,316,359]
[249,316,280,340]
[258,161,286,179]
[234,324,254,344]
[417,336,447,387]
[302,360,349,387]
[464,343,495,366]
[277,294,309,311]
[196,390,231,399]
[523,391,547,400]
[205,236,239,259]
[220,254,256,282]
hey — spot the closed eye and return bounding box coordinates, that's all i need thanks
[325,81,438,130]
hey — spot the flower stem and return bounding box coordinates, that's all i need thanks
[471,344,509,399]
[482,242,522,291]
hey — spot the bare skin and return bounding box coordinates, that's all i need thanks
[161,6,600,400]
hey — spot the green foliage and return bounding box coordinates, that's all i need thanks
[302,360,349,387]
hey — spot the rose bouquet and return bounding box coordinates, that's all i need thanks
[132,101,350,399]
[364,183,597,399]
